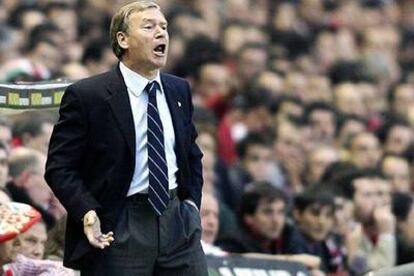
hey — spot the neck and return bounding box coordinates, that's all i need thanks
[122,60,159,80]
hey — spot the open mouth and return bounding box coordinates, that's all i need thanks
[154,44,166,55]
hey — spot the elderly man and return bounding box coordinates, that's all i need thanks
[45,1,206,275]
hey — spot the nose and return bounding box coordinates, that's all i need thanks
[155,25,167,38]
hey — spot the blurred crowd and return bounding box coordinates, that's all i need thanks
[1,0,414,275]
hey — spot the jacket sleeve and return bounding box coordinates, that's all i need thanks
[44,84,101,222]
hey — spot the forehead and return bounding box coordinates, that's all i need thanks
[128,8,167,24]
[353,177,378,191]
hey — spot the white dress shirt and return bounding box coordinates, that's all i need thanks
[119,62,178,196]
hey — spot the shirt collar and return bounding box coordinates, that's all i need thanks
[119,62,162,97]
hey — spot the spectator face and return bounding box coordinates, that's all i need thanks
[392,84,414,118]
[384,125,413,155]
[306,76,332,103]
[223,25,245,56]
[118,8,169,72]
[294,204,334,242]
[306,147,339,184]
[238,47,267,83]
[244,199,286,240]
[284,72,308,100]
[274,122,303,167]
[333,197,354,236]
[15,222,47,260]
[349,132,381,169]
[308,109,336,144]
[24,122,53,154]
[0,148,8,189]
[200,193,219,244]
[334,84,365,117]
[377,178,392,206]
[382,157,411,193]
[197,63,230,99]
[256,71,284,98]
[353,177,382,224]
[243,144,272,182]
[30,41,62,74]
[337,119,366,148]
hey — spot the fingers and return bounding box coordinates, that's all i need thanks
[86,231,115,249]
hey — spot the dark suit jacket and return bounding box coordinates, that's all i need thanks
[44,65,203,269]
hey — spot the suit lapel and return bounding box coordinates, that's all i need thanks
[161,74,185,155]
[106,65,136,157]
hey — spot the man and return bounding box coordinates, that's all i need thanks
[45,1,206,275]
[217,182,301,255]
[199,192,228,256]
[381,155,411,193]
[348,131,382,169]
[292,186,345,273]
[7,147,57,229]
[226,133,274,210]
[340,169,396,271]
[15,220,48,260]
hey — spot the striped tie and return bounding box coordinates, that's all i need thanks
[146,81,169,215]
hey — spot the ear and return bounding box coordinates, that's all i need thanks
[117,31,129,50]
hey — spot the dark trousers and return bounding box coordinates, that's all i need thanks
[81,193,208,276]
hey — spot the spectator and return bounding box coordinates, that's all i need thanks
[347,131,382,169]
[340,169,396,271]
[226,133,274,210]
[15,220,47,260]
[217,182,302,255]
[293,185,346,273]
[381,155,411,193]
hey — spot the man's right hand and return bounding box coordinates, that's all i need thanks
[374,206,395,234]
[83,210,114,249]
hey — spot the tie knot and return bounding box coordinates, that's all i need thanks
[146,81,160,95]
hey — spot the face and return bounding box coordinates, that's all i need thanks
[385,126,413,155]
[197,64,230,98]
[25,122,53,154]
[307,147,339,184]
[335,84,365,117]
[243,145,272,182]
[393,85,414,117]
[238,48,267,82]
[382,157,411,193]
[274,123,303,165]
[119,8,169,74]
[333,197,354,235]
[245,199,286,240]
[353,177,382,223]
[0,148,8,189]
[200,194,219,244]
[309,110,336,143]
[295,204,334,242]
[350,133,381,169]
[15,222,47,260]
[337,119,366,147]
